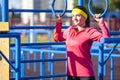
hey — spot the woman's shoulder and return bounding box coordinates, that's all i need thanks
[66,25,75,30]
[85,27,99,33]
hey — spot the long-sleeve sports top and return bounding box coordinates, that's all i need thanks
[54,20,110,77]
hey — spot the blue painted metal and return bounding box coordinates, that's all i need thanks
[0,32,21,80]
[9,37,120,80]
[100,38,120,43]
[78,0,84,6]
[40,51,45,80]
[1,0,120,80]
[1,0,8,22]
[34,52,37,72]
[104,43,119,64]
[51,0,67,17]
[98,43,104,80]
[21,50,25,77]
[9,9,71,13]
[50,53,55,80]
[10,26,68,30]
[88,0,109,17]
[14,35,21,80]
[27,52,30,69]
[110,57,114,80]
[0,51,16,71]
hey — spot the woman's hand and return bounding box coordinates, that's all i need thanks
[93,14,103,22]
[56,14,62,22]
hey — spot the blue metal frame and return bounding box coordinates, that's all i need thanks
[51,0,67,17]
[0,32,21,80]
[88,0,109,17]
[1,0,8,22]
[1,0,120,80]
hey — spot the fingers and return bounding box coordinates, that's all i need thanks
[94,14,101,19]
[93,13,103,22]
[57,14,62,21]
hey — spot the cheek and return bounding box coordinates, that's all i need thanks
[79,17,85,23]
[72,17,76,21]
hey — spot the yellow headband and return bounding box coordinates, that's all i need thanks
[72,8,88,19]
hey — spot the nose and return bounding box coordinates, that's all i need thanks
[72,15,77,20]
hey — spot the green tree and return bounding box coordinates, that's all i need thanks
[73,0,120,11]
[109,0,120,10]
[73,0,78,7]
[73,0,104,14]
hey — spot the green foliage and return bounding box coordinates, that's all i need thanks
[73,0,120,11]
[73,0,104,14]
[109,0,120,10]
[91,6,104,14]
[73,0,78,7]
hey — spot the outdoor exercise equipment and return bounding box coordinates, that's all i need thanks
[0,0,9,80]
[51,0,67,17]
[0,0,120,80]
[88,0,109,17]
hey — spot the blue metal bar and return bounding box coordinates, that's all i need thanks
[14,33,21,80]
[50,53,55,80]
[78,0,84,6]
[104,43,118,64]
[104,56,106,76]
[10,74,67,80]
[48,52,52,71]
[0,32,20,38]
[110,57,114,80]
[100,38,120,43]
[21,42,65,46]
[40,51,45,80]
[110,31,120,35]
[88,0,109,17]
[98,43,104,80]
[10,26,68,29]
[0,32,21,80]
[21,51,25,77]
[20,58,67,63]
[9,9,71,13]
[1,0,8,22]
[34,52,37,72]
[51,0,67,17]
[0,51,17,71]
[27,52,30,69]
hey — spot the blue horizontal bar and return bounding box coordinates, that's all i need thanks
[100,38,120,43]
[110,31,120,35]
[9,9,71,13]
[10,74,67,80]
[10,26,68,29]
[11,58,67,63]
[10,42,65,47]
[0,32,20,38]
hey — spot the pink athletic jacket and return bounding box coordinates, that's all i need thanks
[54,20,110,77]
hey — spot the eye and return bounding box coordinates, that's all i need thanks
[76,14,82,17]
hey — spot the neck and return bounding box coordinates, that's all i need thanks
[77,26,85,31]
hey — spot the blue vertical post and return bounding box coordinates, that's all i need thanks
[15,35,21,80]
[1,0,8,22]
[21,50,25,78]
[78,0,84,6]
[50,53,54,80]
[40,51,45,80]
[110,57,114,80]
[98,43,104,80]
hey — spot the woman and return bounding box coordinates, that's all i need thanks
[54,6,110,80]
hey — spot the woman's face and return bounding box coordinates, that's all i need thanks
[72,12,86,27]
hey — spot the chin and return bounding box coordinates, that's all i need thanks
[74,24,79,26]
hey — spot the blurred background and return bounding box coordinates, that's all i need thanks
[0,0,120,31]
[0,0,120,80]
